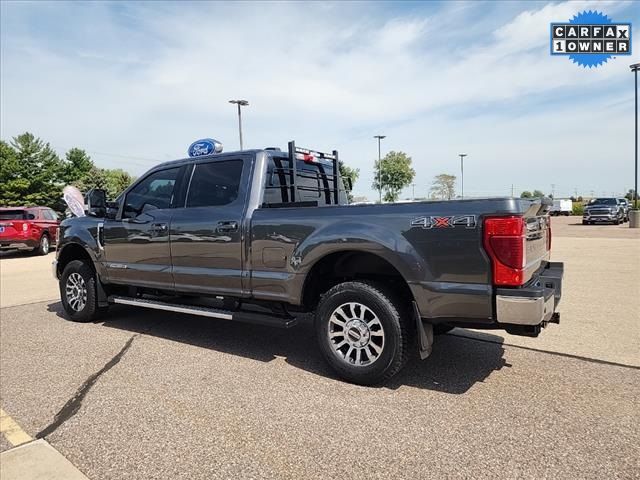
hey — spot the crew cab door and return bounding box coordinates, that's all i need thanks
[170,157,248,296]
[103,165,186,289]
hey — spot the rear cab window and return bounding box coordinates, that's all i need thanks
[263,154,348,206]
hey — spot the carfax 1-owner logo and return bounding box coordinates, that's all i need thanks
[551,10,631,68]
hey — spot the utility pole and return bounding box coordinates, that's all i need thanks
[631,63,640,208]
[458,153,467,200]
[229,99,249,150]
[374,135,386,203]
[411,183,416,200]
[511,184,514,197]
[551,183,555,198]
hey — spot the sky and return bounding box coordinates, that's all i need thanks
[1,0,639,200]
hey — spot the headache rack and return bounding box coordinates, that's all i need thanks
[264,141,342,207]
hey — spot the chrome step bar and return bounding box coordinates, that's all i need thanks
[109,296,297,328]
[112,296,233,320]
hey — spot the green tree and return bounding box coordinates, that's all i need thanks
[372,151,416,203]
[64,148,94,184]
[339,161,359,202]
[520,191,533,198]
[532,189,545,198]
[0,133,65,209]
[0,141,22,205]
[77,165,108,192]
[430,173,457,200]
[104,169,134,199]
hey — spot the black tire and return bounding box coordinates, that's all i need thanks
[433,324,455,335]
[582,220,588,225]
[60,260,100,322]
[613,219,620,225]
[34,234,50,256]
[315,281,410,386]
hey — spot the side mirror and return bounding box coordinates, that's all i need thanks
[105,201,119,220]
[86,188,107,217]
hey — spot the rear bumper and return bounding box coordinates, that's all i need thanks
[495,261,563,330]
[0,240,36,250]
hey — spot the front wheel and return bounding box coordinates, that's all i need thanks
[60,260,101,322]
[315,281,410,385]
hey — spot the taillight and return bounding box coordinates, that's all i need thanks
[483,216,526,286]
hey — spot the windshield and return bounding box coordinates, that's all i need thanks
[0,210,27,220]
[589,198,616,206]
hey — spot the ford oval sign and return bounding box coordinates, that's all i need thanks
[188,138,223,157]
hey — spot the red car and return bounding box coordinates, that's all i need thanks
[0,206,60,255]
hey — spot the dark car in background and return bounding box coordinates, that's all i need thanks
[582,198,625,225]
[0,206,60,255]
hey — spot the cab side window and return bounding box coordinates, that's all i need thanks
[186,160,243,208]
[124,167,180,218]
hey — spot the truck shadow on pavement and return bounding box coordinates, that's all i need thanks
[47,302,508,394]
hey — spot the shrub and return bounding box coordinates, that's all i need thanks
[572,203,584,216]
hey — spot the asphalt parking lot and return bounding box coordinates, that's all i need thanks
[1,216,639,479]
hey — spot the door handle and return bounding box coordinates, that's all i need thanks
[216,221,239,233]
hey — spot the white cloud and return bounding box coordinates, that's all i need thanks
[1,1,637,199]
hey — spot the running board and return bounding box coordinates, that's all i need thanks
[110,296,297,328]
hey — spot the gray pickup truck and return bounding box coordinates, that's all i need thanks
[54,142,563,385]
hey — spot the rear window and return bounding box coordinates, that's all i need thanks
[0,210,34,220]
[264,156,347,206]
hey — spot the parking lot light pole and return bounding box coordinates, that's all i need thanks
[631,63,640,209]
[229,99,249,150]
[374,135,386,203]
[458,153,467,200]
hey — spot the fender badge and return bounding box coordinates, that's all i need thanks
[411,215,477,229]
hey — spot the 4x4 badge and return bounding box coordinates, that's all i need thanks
[411,215,477,229]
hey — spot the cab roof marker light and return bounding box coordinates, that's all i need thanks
[295,153,319,163]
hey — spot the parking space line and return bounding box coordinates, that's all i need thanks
[0,409,33,446]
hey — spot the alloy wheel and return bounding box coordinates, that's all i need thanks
[328,302,385,366]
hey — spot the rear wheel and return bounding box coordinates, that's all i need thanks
[34,234,50,256]
[315,281,410,385]
[60,260,101,322]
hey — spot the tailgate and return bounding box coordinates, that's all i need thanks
[522,201,551,284]
[0,221,22,238]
